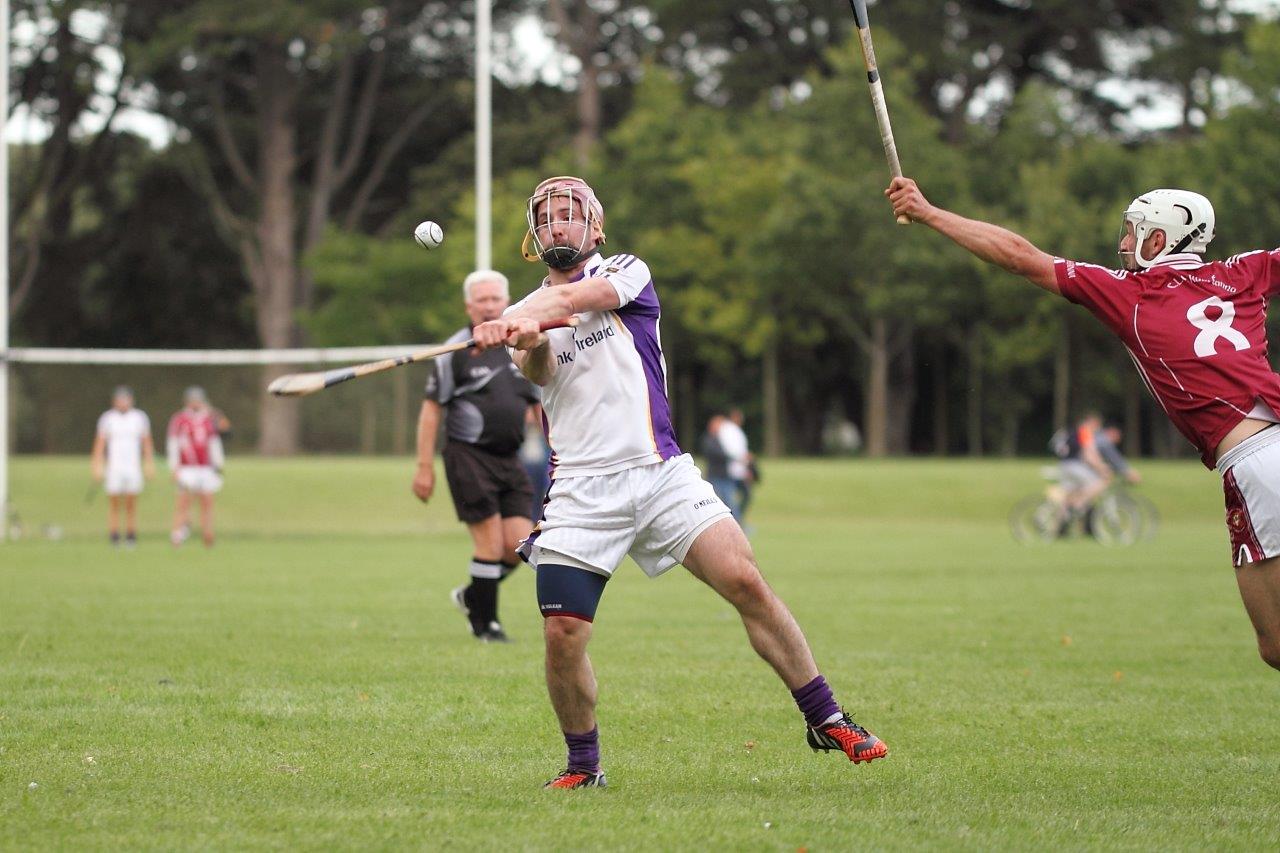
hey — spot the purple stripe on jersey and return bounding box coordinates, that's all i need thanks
[618,281,681,460]
[542,408,559,481]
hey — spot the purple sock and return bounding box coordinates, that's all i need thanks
[791,675,841,728]
[564,726,600,771]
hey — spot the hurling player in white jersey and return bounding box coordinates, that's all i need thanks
[473,176,887,790]
[91,386,155,548]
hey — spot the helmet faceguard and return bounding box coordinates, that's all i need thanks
[522,176,606,270]
[1119,189,1216,270]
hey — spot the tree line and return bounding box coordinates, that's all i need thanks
[9,1,1280,457]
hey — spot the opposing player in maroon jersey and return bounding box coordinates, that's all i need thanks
[887,177,1280,672]
[166,386,226,548]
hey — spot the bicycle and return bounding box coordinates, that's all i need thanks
[1010,467,1156,546]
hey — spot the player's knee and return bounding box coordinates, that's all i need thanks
[1257,637,1280,671]
[544,615,590,649]
[719,559,770,606]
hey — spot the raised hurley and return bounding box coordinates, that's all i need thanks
[267,317,579,397]
[849,0,911,226]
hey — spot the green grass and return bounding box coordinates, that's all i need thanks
[3,456,1279,850]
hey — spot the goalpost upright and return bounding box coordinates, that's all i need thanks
[2,0,11,540]
[475,0,492,270]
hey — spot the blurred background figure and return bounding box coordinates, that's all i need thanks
[167,386,225,548]
[90,386,155,548]
[1051,412,1142,536]
[1098,424,1143,488]
[700,413,740,520]
[720,407,756,524]
[1053,411,1111,519]
[520,407,552,523]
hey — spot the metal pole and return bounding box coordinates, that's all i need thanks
[475,0,492,270]
[1,0,11,542]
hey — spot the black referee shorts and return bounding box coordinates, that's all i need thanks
[441,441,534,524]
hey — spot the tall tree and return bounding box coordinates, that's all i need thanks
[8,0,132,319]
[540,0,650,167]
[124,0,524,453]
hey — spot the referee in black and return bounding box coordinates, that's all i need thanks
[412,270,540,642]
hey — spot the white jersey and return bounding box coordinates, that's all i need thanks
[719,419,750,481]
[97,408,151,473]
[509,252,681,478]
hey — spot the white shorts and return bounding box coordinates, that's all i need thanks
[520,453,732,578]
[104,468,143,496]
[1058,460,1103,492]
[175,466,223,495]
[1218,425,1280,568]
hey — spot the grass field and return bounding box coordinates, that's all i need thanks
[3,455,1279,850]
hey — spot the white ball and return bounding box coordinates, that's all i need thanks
[414,220,444,250]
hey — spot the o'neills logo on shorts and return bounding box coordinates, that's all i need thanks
[575,325,616,351]
[693,498,717,510]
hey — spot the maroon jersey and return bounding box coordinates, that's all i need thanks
[1055,249,1280,467]
[167,409,219,466]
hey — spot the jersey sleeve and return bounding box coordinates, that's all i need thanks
[423,360,447,403]
[96,412,110,437]
[138,411,151,435]
[1054,258,1140,332]
[1270,248,1280,295]
[598,254,653,310]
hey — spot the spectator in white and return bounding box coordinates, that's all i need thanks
[167,386,226,547]
[699,414,740,519]
[720,407,754,523]
[91,386,155,548]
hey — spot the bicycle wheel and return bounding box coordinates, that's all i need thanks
[1010,494,1063,543]
[1132,493,1160,540]
[1090,493,1142,546]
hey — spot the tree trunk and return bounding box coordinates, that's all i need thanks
[932,351,949,455]
[863,318,890,458]
[392,368,409,455]
[999,407,1020,457]
[966,326,984,456]
[677,367,697,453]
[763,337,782,456]
[886,333,915,454]
[360,396,377,454]
[1053,322,1071,429]
[574,60,602,169]
[1123,371,1142,457]
[251,46,301,456]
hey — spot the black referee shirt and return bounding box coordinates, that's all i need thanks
[424,327,540,456]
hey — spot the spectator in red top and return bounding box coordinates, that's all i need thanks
[888,177,1280,672]
[167,386,227,547]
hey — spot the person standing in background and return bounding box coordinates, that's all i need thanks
[91,386,155,548]
[412,270,540,642]
[700,414,740,520]
[720,407,754,523]
[167,386,225,548]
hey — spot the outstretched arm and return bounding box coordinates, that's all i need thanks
[887,177,1059,294]
[504,279,620,323]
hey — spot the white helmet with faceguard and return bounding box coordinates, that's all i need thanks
[522,175,606,270]
[1120,188,1216,269]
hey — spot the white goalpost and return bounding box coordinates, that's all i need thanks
[2,0,11,541]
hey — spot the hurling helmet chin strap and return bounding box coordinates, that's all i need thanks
[1168,222,1207,256]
